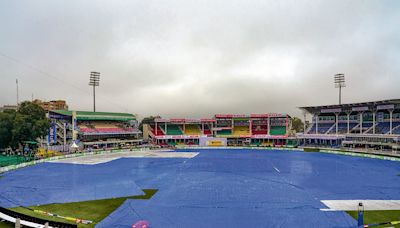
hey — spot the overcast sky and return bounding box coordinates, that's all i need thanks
[0,0,399,119]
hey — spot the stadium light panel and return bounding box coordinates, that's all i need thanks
[89,71,100,112]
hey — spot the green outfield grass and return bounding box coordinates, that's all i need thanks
[0,189,157,228]
[347,210,400,228]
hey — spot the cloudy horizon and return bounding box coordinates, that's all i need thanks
[1,0,399,119]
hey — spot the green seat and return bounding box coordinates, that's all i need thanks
[270,126,286,135]
[217,130,232,135]
[166,125,183,135]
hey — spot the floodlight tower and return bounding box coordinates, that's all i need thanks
[89,71,100,112]
[334,74,345,105]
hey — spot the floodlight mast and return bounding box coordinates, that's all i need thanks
[89,72,100,112]
[334,74,345,105]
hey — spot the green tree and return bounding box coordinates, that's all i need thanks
[0,101,50,150]
[0,110,16,149]
[12,101,50,148]
[291,117,304,133]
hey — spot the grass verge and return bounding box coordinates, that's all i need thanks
[346,210,400,228]
[0,189,158,228]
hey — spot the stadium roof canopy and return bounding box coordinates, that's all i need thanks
[299,99,400,115]
[50,110,136,121]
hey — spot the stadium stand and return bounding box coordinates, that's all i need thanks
[147,114,290,147]
[299,99,400,151]
[47,110,142,151]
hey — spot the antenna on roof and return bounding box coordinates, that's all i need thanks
[334,74,345,105]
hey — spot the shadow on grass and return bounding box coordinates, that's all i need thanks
[0,189,158,228]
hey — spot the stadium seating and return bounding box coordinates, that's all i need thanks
[203,125,212,135]
[154,125,165,136]
[376,122,400,134]
[350,122,373,134]
[233,126,250,136]
[376,122,391,134]
[79,122,137,134]
[252,125,268,134]
[164,125,183,135]
[184,125,202,135]
[337,122,358,134]
[316,123,334,134]
[216,129,232,135]
[270,126,286,135]
[393,125,400,134]
[306,122,362,134]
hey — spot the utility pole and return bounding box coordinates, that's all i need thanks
[16,79,19,105]
[89,72,100,112]
[334,74,346,105]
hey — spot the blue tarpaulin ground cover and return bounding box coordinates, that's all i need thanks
[1,149,399,227]
[0,162,144,207]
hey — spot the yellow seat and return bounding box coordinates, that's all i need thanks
[184,124,202,135]
[233,126,250,136]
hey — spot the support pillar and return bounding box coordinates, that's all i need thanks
[249,119,252,135]
[359,112,363,134]
[286,115,289,135]
[372,112,376,134]
[347,113,351,134]
[315,114,319,134]
[335,113,339,135]
[63,122,66,151]
[267,117,271,135]
[389,110,393,135]
[15,218,21,228]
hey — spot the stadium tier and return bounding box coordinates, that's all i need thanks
[47,110,142,151]
[146,114,292,147]
[299,99,400,151]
